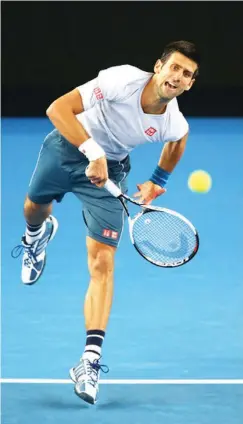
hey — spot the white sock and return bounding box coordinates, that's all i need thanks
[82,351,100,363]
[25,222,46,244]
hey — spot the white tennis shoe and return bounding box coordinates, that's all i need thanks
[69,355,109,405]
[12,215,58,285]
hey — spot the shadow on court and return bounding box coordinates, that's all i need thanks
[2,384,243,424]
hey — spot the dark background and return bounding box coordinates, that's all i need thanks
[2,1,243,117]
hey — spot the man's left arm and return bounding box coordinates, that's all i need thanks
[134,133,188,204]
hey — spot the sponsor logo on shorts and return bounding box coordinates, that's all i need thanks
[111,231,118,239]
[102,229,118,239]
[145,127,157,136]
[94,87,104,100]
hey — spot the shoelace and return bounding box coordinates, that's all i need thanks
[11,242,37,268]
[11,245,24,259]
[76,358,109,388]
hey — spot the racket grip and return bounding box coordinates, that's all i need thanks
[104,179,122,197]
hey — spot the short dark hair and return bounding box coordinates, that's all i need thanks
[160,40,200,78]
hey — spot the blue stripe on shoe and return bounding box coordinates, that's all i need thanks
[29,268,38,282]
[35,223,53,255]
[29,259,44,282]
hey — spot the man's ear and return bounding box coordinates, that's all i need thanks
[154,59,163,74]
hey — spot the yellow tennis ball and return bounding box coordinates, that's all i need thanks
[188,170,212,193]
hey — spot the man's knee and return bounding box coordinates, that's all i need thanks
[24,196,51,212]
[24,196,52,222]
[87,237,116,280]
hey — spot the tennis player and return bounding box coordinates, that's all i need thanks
[13,40,199,404]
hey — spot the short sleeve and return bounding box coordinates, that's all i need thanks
[174,113,189,140]
[163,100,189,142]
[77,78,99,110]
[77,65,151,110]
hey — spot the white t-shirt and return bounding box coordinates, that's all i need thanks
[76,65,189,161]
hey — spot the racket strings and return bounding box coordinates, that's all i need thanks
[132,210,197,265]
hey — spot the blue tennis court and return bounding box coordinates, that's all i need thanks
[1,117,243,423]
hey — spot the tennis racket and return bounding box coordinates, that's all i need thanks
[104,179,199,267]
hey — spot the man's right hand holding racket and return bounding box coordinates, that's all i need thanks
[85,157,108,187]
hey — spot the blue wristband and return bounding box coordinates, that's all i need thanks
[149,166,171,188]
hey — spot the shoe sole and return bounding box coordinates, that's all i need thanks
[74,390,96,405]
[23,215,58,285]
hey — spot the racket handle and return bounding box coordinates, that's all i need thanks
[104,179,122,198]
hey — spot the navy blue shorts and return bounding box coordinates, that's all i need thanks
[28,129,131,247]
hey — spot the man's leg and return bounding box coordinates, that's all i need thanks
[84,236,115,332]
[70,237,116,404]
[13,130,72,284]
[69,156,130,404]
[24,196,52,226]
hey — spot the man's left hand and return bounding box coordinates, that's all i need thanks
[133,181,166,205]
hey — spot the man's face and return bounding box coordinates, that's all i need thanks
[154,52,198,101]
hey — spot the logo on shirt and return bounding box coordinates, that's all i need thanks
[94,87,104,100]
[102,229,118,239]
[145,127,157,136]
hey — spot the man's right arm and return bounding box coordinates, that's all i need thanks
[46,88,91,147]
[46,88,108,185]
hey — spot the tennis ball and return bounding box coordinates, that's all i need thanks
[188,170,212,193]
